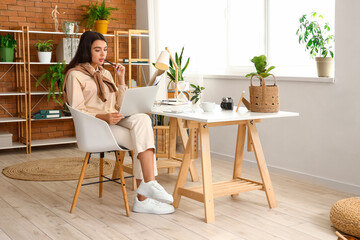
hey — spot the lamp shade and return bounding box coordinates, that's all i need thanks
[155,50,170,70]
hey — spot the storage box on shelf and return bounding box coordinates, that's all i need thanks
[0,27,29,152]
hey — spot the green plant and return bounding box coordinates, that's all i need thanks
[34,40,53,52]
[296,12,334,58]
[167,47,190,85]
[0,34,17,49]
[80,0,119,30]
[190,84,205,104]
[245,55,275,80]
[36,62,66,104]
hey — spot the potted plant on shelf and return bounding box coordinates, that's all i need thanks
[0,34,17,62]
[36,61,70,115]
[34,40,53,63]
[245,55,279,113]
[167,47,190,91]
[296,12,335,77]
[80,0,119,34]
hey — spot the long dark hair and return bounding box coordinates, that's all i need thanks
[65,31,107,74]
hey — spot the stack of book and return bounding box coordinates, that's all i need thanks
[31,110,61,119]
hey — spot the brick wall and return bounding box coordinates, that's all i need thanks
[0,0,136,143]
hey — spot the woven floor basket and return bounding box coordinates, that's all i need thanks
[330,197,360,238]
[249,74,279,113]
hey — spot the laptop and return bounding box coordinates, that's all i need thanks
[119,86,159,117]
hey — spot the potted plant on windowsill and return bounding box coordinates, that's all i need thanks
[0,34,17,62]
[166,47,190,91]
[296,12,334,77]
[36,61,70,115]
[80,0,119,34]
[34,40,53,63]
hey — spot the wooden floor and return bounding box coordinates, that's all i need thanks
[0,145,351,240]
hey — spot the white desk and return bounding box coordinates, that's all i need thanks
[151,106,299,223]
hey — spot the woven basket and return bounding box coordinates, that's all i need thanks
[249,74,279,113]
[330,197,360,238]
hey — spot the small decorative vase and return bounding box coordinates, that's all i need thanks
[62,21,79,35]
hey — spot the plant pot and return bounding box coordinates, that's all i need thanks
[95,20,109,34]
[37,51,52,63]
[0,48,14,62]
[316,57,334,77]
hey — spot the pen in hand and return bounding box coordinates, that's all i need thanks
[104,59,120,72]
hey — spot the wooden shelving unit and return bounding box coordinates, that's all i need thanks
[0,27,151,154]
[114,29,150,87]
[0,27,29,152]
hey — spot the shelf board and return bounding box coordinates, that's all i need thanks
[0,92,26,96]
[31,137,77,147]
[31,116,72,121]
[0,117,26,123]
[29,62,60,65]
[0,62,25,64]
[31,91,60,95]
[0,142,27,150]
[0,29,22,33]
[27,30,115,37]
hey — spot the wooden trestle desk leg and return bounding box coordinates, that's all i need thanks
[173,127,195,208]
[199,123,215,223]
[169,117,199,182]
[247,120,277,208]
[176,118,199,182]
[231,123,247,197]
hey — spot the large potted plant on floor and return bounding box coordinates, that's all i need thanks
[34,40,53,63]
[296,12,334,77]
[0,34,17,62]
[80,0,119,34]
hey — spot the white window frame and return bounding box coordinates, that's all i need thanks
[221,0,335,82]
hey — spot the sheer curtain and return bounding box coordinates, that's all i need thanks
[148,0,228,91]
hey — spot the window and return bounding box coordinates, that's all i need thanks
[153,0,335,77]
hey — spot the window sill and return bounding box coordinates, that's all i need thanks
[203,74,335,83]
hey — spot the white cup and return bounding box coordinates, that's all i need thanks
[200,102,215,112]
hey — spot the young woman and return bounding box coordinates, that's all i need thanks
[63,31,174,215]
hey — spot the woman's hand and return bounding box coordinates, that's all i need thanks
[113,63,125,85]
[96,113,124,125]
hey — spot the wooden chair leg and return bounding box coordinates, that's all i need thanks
[116,151,130,216]
[70,152,90,213]
[130,151,137,191]
[99,152,104,198]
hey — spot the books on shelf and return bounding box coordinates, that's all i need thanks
[31,110,61,119]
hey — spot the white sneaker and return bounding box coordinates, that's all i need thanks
[133,197,175,214]
[136,180,174,204]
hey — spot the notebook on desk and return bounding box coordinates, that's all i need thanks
[119,86,159,117]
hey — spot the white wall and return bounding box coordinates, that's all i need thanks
[137,0,360,194]
[203,0,360,194]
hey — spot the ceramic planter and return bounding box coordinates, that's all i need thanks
[95,20,109,34]
[316,57,334,77]
[0,48,14,62]
[37,51,52,63]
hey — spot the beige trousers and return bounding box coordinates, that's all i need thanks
[109,113,158,179]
